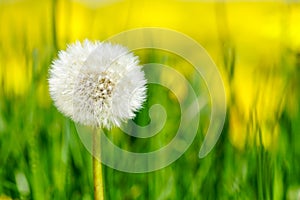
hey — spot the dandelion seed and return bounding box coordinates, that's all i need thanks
[48,40,147,129]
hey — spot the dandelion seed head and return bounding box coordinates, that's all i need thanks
[49,40,147,129]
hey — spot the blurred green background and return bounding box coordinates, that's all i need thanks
[1,0,300,199]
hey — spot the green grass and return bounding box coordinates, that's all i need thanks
[1,46,300,200]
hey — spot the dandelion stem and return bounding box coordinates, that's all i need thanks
[93,128,104,200]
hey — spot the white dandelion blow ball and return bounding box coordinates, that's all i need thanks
[49,40,147,129]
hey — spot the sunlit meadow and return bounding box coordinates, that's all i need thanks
[1,0,300,199]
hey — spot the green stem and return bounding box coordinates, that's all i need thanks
[257,126,264,200]
[93,128,104,200]
[51,0,58,51]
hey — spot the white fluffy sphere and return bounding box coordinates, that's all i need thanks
[49,40,147,129]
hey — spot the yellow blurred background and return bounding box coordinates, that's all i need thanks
[1,0,300,149]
